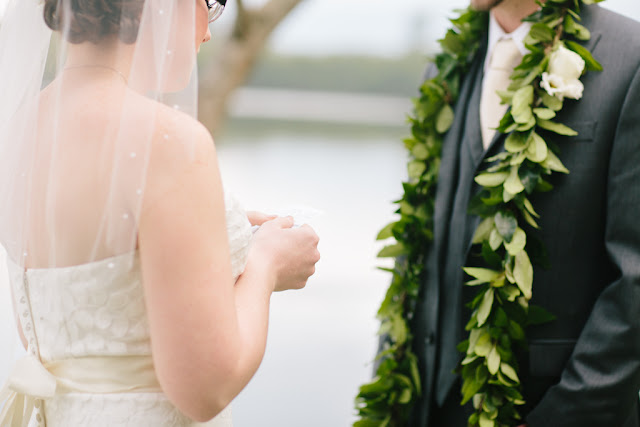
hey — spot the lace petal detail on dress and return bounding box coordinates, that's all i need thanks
[5,191,252,427]
[224,192,252,279]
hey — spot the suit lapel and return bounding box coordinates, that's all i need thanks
[464,69,486,167]
[584,30,602,53]
[431,42,488,272]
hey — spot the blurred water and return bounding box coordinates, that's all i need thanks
[217,131,406,426]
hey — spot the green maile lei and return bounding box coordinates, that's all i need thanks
[354,1,604,426]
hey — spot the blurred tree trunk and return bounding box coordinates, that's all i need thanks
[198,0,304,134]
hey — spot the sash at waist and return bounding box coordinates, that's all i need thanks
[0,354,162,427]
[48,355,161,394]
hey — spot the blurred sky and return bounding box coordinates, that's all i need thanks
[230,0,639,57]
[1,0,638,57]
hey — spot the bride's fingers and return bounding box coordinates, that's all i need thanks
[298,224,320,244]
[246,211,276,226]
[264,215,294,229]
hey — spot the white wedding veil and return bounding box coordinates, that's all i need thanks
[0,0,204,387]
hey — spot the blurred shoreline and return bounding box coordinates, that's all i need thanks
[228,87,412,127]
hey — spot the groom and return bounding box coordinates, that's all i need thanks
[410,0,640,426]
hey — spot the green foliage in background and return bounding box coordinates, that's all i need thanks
[246,53,428,97]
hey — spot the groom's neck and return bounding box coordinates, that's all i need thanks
[493,0,540,33]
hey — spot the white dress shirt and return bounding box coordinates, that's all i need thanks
[483,12,533,75]
[479,13,533,148]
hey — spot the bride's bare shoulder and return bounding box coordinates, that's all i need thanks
[133,94,216,168]
[133,95,220,208]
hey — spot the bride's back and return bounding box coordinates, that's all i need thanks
[0,0,207,270]
[7,75,195,269]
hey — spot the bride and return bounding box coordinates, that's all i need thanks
[0,0,320,426]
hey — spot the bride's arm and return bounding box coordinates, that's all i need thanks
[137,118,318,422]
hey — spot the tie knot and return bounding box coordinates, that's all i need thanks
[489,38,522,71]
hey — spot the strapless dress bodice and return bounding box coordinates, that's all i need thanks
[3,192,252,427]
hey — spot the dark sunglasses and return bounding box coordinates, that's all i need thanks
[206,0,226,23]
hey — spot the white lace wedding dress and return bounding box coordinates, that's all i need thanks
[1,193,252,427]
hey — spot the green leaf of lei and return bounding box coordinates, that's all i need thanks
[436,104,455,133]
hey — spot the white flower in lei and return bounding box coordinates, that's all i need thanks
[541,44,587,100]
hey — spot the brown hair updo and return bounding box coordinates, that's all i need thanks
[43,0,145,44]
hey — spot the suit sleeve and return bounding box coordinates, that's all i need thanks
[526,64,640,427]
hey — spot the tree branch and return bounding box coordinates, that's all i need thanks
[232,0,251,39]
[198,0,305,133]
[258,0,304,32]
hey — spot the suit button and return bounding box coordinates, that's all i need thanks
[425,332,435,345]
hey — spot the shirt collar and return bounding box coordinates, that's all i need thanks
[484,12,533,73]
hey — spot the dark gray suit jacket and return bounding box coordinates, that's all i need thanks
[411,5,640,426]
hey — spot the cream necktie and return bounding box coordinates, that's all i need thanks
[480,38,522,148]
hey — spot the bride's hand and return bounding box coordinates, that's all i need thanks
[247,216,320,292]
[246,211,276,227]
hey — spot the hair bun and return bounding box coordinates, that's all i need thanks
[43,0,144,45]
